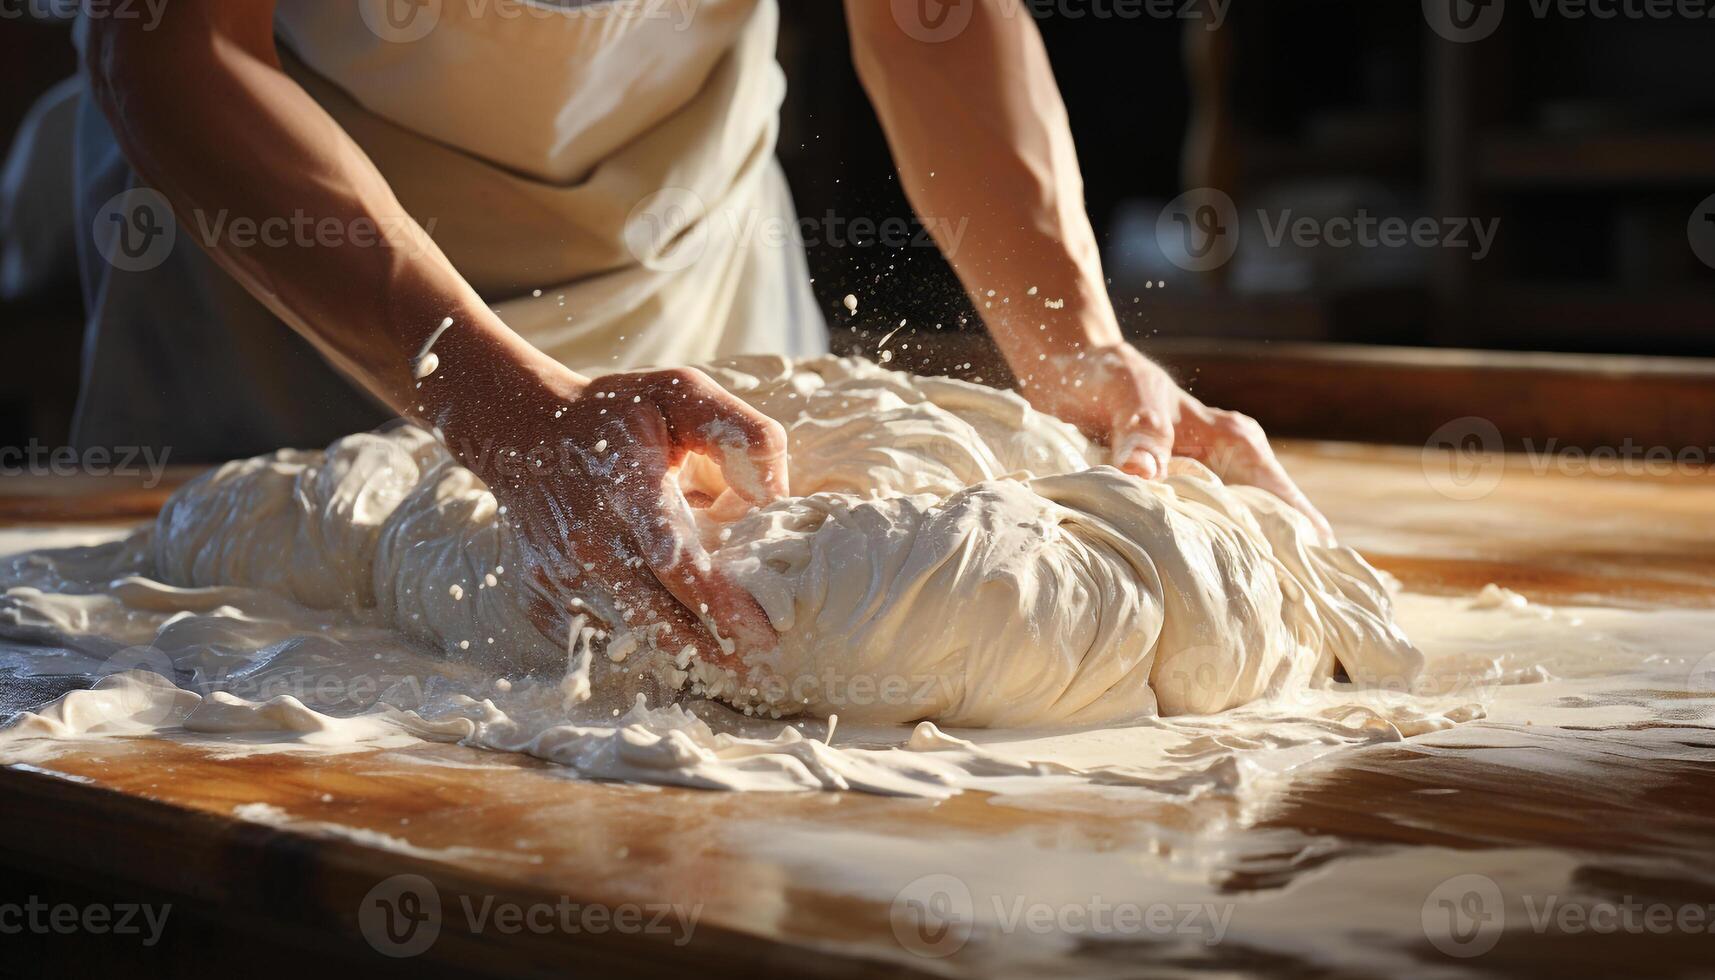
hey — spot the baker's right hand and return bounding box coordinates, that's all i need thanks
[454,366,789,668]
[1020,342,1334,543]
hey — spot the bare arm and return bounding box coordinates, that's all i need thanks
[845,0,1117,372]
[845,0,1328,534]
[85,1,514,414]
[84,1,786,660]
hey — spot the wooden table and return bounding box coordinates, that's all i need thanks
[3,442,1714,978]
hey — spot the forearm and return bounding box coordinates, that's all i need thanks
[846,0,1121,379]
[82,3,571,449]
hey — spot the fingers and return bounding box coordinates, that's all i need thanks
[529,492,761,674]
[642,368,790,506]
[550,550,742,678]
[1234,450,1336,544]
[603,417,777,669]
[523,532,739,676]
[1180,408,1336,543]
[640,534,779,671]
[1268,473,1334,544]
[609,562,737,671]
[1111,409,1174,481]
[556,370,783,672]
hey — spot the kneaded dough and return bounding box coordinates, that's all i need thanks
[150,355,1421,727]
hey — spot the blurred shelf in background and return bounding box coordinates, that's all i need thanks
[1476,130,1715,186]
[1106,0,1715,358]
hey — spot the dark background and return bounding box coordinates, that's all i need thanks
[4,1,1715,454]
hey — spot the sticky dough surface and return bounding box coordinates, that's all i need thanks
[150,356,1422,726]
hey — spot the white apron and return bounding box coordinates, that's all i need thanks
[276,0,825,370]
[53,0,823,458]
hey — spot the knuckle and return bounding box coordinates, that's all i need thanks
[1215,410,1263,439]
[649,366,709,391]
[751,414,788,449]
[1129,409,1173,438]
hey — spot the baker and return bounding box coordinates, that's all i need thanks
[65,0,1325,664]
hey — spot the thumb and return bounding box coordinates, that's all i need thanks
[1111,410,1174,481]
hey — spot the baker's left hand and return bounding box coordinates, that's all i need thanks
[1018,342,1333,541]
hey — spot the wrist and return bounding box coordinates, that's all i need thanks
[994,315,1126,399]
[416,332,586,468]
[986,286,1122,373]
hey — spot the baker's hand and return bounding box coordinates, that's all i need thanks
[457,366,788,668]
[1020,342,1333,540]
